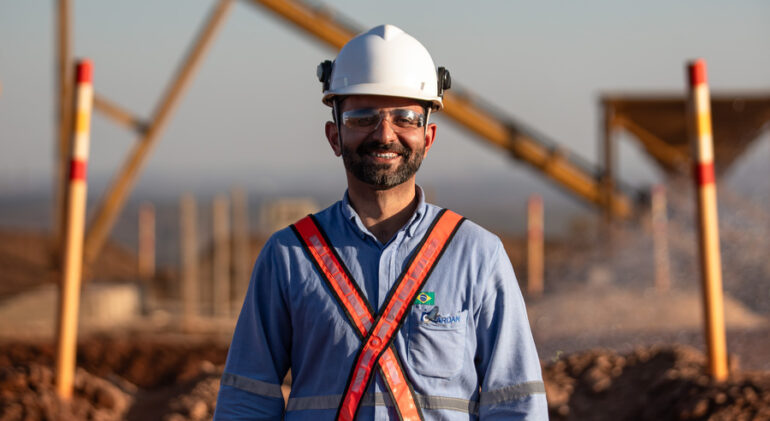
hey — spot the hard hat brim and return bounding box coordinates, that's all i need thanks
[323,83,443,111]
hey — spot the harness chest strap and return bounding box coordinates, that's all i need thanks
[292,217,419,420]
[292,209,465,421]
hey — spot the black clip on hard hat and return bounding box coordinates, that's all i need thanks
[437,66,451,97]
[317,60,333,92]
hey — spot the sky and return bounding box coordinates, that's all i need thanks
[1,0,769,232]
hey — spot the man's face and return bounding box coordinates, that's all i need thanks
[326,95,437,190]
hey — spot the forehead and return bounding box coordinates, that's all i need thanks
[339,95,424,112]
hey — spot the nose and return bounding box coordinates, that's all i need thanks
[370,116,398,143]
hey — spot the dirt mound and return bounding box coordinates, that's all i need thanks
[544,345,770,420]
[0,337,229,390]
[0,230,139,300]
[0,364,132,421]
[0,337,229,421]
[160,369,221,421]
[2,337,768,420]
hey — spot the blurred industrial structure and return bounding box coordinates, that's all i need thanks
[40,0,770,331]
[50,0,770,273]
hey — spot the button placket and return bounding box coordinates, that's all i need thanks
[378,245,391,310]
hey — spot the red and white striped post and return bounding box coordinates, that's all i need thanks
[527,194,544,297]
[55,59,93,399]
[687,59,728,381]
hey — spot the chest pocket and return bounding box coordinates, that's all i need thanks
[407,305,468,379]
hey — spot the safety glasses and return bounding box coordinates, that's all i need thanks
[341,108,425,132]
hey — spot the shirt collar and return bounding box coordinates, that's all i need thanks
[341,186,427,241]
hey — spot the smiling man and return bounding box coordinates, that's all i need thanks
[214,24,548,420]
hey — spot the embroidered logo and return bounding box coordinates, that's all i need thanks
[421,307,462,325]
[414,291,434,305]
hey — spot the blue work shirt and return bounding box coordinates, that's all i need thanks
[215,189,548,420]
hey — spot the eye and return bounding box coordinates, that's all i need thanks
[393,110,424,128]
[342,109,380,128]
[356,115,378,127]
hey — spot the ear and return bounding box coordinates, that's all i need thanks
[325,121,342,156]
[423,123,437,155]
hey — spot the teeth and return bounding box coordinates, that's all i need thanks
[371,152,397,158]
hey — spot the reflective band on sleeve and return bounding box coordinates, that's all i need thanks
[479,381,546,406]
[416,395,478,414]
[220,372,284,399]
[287,392,479,415]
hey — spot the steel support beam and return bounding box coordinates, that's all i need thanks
[615,115,690,172]
[443,93,632,217]
[83,0,235,266]
[93,92,149,134]
[251,0,356,48]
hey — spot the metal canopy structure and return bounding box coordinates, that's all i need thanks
[602,94,770,175]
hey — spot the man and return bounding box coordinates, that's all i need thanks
[214,24,548,420]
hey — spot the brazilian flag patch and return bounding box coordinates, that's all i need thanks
[414,291,435,305]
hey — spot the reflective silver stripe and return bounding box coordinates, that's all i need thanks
[286,393,340,411]
[286,392,478,414]
[479,381,546,406]
[220,372,283,399]
[416,395,478,414]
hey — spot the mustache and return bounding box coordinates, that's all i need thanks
[356,141,410,156]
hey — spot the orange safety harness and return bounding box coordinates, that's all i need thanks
[292,209,464,421]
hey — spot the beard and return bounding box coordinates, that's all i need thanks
[341,138,425,189]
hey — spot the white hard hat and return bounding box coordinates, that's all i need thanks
[318,24,450,111]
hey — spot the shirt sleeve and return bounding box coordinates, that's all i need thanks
[474,239,549,420]
[214,236,292,420]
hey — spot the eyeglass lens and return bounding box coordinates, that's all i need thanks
[342,108,425,131]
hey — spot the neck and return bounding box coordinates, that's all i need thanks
[347,176,419,244]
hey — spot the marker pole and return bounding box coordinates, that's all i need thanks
[231,187,250,315]
[687,59,728,380]
[651,185,670,293]
[527,195,544,297]
[212,195,231,318]
[138,202,156,281]
[180,194,200,327]
[55,59,93,399]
